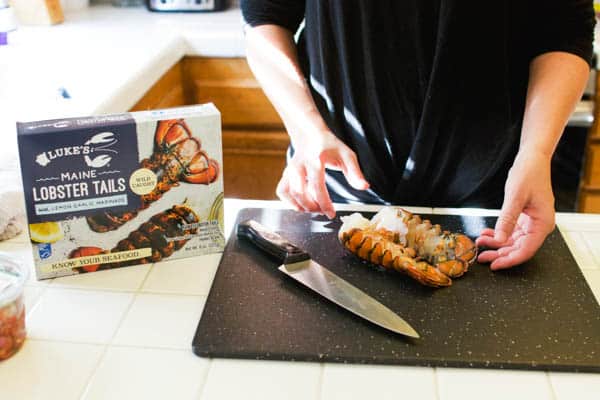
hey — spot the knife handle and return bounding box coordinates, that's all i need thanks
[237,219,311,264]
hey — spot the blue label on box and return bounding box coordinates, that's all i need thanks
[17,114,141,224]
[37,243,52,260]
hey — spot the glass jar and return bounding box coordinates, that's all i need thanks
[0,253,28,361]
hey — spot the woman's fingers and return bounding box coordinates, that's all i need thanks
[490,246,537,270]
[276,168,305,212]
[306,160,335,218]
[339,150,370,190]
[479,228,495,237]
[277,162,334,217]
[287,163,321,212]
[477,243,520,263]
[477,220,527,249]
[477,230,544,270]
[477,249,500,264]
[276,139,369,219]
[476,233,515,249]
[490,231,545,270]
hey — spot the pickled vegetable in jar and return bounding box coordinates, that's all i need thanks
[0,253,27,361]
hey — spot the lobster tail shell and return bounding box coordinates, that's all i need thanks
[339,208,478,288]
[341,228,453,287]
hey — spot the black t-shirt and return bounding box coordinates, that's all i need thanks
[241,1,595,208]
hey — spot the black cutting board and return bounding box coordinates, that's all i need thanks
[192,208,600,372]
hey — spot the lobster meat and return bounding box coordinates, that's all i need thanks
[338,207,477,287]
[86,119,219,232]
[70,204,199,273]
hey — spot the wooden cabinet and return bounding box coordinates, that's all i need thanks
[579,136,600,212]
[182,58,284,129]
[130,62,187,111]
[579,73,600,213]
[130,57,289,200]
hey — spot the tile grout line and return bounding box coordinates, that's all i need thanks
[433,367,441,400]
[37,284,209,297]
[581,233,600,268]
[137,290,211,297]
[23,337,198,351]
[47,263,153,293]
[316,363,325,400]
[19,335,195,351]
[78,343,110,400]
[195,358,214,400]
[24,286,48,318]
[136,262,156,291]
[546,372,559,400]
[107,291,140,347]
[575,231,599,265]
[558,230,599,271]
[77,289,141,399]
[35,270,212,297]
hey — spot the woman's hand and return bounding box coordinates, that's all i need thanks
[475,152,555,270]
[277,130,369,219]
[243,24,369,218]
[477,52,589,270]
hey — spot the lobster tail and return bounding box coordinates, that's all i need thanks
[339,207,477,288]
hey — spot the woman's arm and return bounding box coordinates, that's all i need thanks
[477,51,590,269]
[245,25,328,152]
[245,25,369,218]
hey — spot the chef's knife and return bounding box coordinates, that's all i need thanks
[237,219,420,338]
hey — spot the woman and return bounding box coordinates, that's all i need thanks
[240,1,595,269]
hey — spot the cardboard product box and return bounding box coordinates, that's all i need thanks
[17,104,224,280]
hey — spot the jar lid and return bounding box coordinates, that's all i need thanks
[0,252,28,308]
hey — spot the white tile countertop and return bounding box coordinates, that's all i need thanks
[0,199,599,400]
[0,4,245,169]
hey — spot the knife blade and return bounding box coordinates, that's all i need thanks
[237,219,420,338]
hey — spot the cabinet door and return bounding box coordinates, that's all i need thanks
[223,130,289,200]
[183,58,285,129]
[130,63,187,111]
[579,71,600,213]
[579,188,600,212]
[582,141,600,187]
[185,57,289,199]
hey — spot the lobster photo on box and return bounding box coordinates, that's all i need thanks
[71,204,200,273]
[86,119,219,233]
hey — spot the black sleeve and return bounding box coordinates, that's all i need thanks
[241,0,306,33]
[527,0,596,66]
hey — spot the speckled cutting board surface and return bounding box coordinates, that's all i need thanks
[192,208,600,372]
